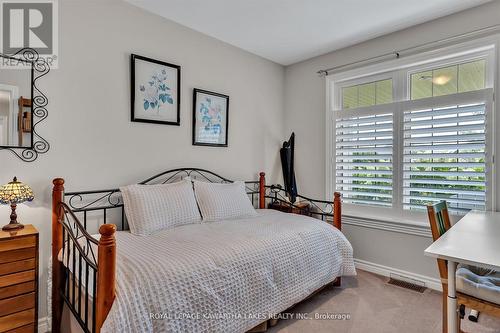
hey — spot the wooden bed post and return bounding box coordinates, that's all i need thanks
[52,178,65,333]
[332,192,342,287]
[259,172,266,209]
[96,223,117,333]
[333,192,341,231]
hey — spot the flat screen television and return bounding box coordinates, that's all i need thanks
[280,132,297,203]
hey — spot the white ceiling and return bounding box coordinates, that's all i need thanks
[125,0,492,65]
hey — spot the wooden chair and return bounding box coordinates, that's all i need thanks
[427,201,500,333]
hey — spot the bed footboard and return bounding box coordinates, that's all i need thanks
[52,179,117,333]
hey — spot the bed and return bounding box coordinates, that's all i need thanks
[51,168,355,333]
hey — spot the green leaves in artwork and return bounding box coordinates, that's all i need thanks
[141,69,174,111]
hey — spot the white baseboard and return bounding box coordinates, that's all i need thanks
[39,316,49,333]
[354,258,442,292]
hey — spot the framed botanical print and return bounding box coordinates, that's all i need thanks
[131,54,180,125]
[192,89,229,147]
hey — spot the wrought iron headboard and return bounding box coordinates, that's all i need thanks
[64,168,261,232]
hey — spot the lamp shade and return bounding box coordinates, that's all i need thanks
[0,177,34,204]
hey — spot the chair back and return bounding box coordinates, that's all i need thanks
[427,201,452,284]
[427,201,451,241]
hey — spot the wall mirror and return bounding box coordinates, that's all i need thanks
[0,49,50,162]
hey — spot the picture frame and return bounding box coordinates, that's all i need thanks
[131,54,181,125]
[192,89,229,147]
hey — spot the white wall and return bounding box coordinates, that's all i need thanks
[3,0,500,326]
[284,1,500,282]
[0,0,285,321]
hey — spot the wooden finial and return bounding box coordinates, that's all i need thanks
[99,224,116,238]
[53,178,65,186]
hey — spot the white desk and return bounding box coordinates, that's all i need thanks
[425,210,500,333]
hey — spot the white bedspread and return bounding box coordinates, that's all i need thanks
[98,209,355,333]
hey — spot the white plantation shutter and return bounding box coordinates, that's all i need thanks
[335,105,394,207]
[331,50,495,219]
[333,88,493,215]
[402,89,493,213]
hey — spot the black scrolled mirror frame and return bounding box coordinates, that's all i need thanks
[0,48,50,162]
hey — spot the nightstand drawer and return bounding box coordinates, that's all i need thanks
[0,270,35,288]
[0,225,38,333]
[0,292,35,317]
[0,236,36,252]
[0,308,35,332]
[0,247,36,264]
[0,281,35,300]
[0,258,36,276]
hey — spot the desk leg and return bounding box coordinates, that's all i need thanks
[447,260,458,333]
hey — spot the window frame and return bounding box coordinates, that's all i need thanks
[326,36,498,226]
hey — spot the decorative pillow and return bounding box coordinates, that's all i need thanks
[193,180,257,222]
[120,179,201,235]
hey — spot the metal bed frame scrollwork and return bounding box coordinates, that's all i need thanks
[51,168,342,333]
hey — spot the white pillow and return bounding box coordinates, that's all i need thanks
[193,180,257,222]
[120,179,201,235]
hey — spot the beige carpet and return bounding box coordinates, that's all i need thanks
[268,270,500,333]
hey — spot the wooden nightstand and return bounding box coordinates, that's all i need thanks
[268,201,311,216]
[0,225,38,333]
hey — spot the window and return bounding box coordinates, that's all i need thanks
[342,79,393,109]
[331,46,495,219]
[410,60,486,100]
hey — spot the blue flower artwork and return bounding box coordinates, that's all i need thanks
[139,69,174,111]
[132,54,180,125]
[193,90,229,146]
[199,97,223,135]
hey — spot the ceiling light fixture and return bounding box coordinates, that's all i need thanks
[432,75,452,85]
